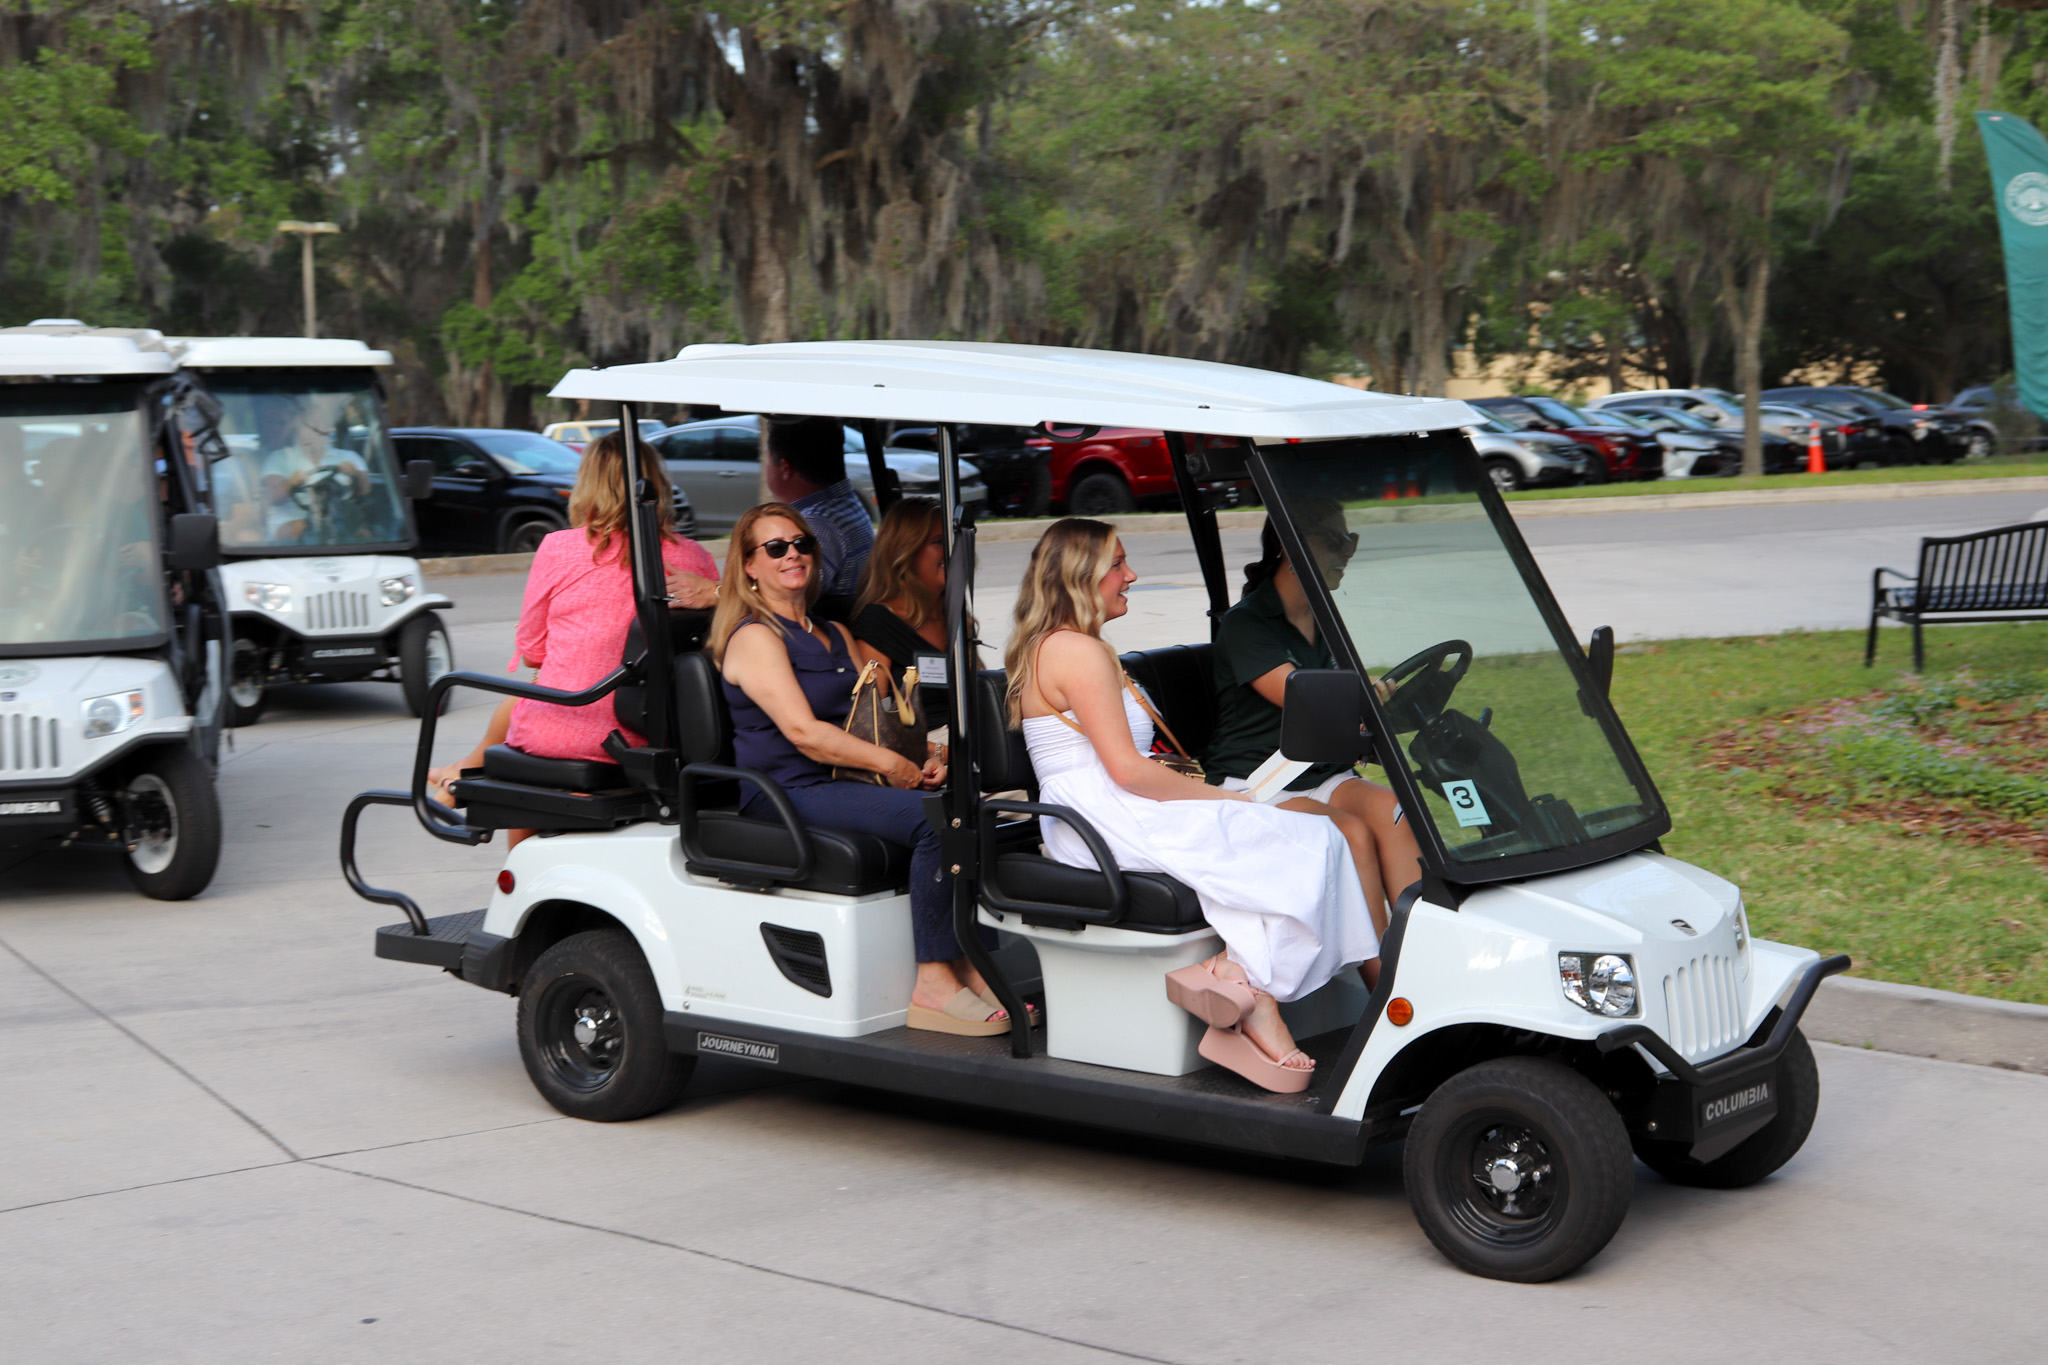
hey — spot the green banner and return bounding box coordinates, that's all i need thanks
[1978,111,2048,418]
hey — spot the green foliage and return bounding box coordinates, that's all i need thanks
[0,3,152,203]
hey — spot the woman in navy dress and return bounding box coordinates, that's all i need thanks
[711,502,1017,1036]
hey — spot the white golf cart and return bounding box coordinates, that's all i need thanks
[0,324,231,899]
[344,342,1846,1282]
[169,338,450,723]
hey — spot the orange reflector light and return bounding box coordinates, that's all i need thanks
[1387,997,1414,1026]
[497,870,515,894]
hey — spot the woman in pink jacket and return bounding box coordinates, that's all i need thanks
[429,432,718,840]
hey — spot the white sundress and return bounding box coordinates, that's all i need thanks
[1021,686,1380,1003]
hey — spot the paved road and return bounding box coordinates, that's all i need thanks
[6,490,2048,1361]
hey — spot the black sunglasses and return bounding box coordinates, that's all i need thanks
[752,534,818,560]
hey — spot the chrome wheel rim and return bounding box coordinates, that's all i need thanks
[126,773,178,875]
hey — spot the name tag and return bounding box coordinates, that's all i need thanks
[915,653,949,686]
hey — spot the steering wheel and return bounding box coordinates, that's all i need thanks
[289,463,356,510]
[1376,639,1472,733]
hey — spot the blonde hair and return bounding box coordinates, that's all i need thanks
[568,431,675,562]
[854,496,944,628]
[1003,518,1120,727]
[707,502,821,666]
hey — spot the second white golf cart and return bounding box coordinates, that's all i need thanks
[170,337,450,723]
[346,342,1845,1282]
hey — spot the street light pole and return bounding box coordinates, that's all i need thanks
[277,221,341,338]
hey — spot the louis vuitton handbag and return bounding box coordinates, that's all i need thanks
[833,659,928,784]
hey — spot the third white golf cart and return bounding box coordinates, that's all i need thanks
[170,337,451,723]
[346,342,1846,1283]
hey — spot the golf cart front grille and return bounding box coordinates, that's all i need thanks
[1662,954,1744,1061]
[306,590,372,631]
[0,711,60,772]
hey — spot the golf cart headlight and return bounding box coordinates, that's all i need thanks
[244,582,292,612]
[1560,952,1639,1018]
[1733,901,1751,978]
[379,574,418,607]
[81,691,145,738]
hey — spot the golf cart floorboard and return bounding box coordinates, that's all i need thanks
[666,1012,1382,1165]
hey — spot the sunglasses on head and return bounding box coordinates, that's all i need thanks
[752,534,818,560]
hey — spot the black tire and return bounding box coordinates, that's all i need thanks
[398,613,454,718]
[516,929,695,1121]
[1067,470,1135,516]
[503,518,558,555]
[1635,1028,1820,1190]
[1404,1057,1634,1283]
[1018,462,1053,518]
[120,745,221,901]
[227,636,268,727]
[1482,457,1523,492]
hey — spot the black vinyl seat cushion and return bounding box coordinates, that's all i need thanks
[992,852,1207,934]
[482,745,626,791]
[688,810,914,896]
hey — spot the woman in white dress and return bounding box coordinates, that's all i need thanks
[1006,519,1381,1093]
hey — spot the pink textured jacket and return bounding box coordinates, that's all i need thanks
[504,528,718,763]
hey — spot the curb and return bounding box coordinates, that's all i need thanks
[1806,975,2048,1075]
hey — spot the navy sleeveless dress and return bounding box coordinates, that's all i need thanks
[721,615,980,964]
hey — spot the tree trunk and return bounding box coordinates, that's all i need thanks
[1732,250,1771,477]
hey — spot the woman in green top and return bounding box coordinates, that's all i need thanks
[1206,517,1419,930]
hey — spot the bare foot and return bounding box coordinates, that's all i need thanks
[1241,992,1313,1072]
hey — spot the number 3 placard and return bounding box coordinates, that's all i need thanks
[1442,779,1491,828]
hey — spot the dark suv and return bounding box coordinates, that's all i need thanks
[1758,386,1989,464]
[396,427,695,555]
[888,424,1053,517]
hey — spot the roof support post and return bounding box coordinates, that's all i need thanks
[860,419,899,514]
[1164,431,1231,635]
[620,402,675,751]
[936,424,1030,1057]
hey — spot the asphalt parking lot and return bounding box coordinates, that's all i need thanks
[4,489,2047,1361]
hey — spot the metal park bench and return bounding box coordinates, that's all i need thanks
[1867,520,2048,669]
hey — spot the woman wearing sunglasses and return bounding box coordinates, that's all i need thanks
[711,503,1015,1037]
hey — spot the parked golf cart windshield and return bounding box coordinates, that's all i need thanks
[1257,436,1662,868]
[204,374,410,552]
[0,391,167,652]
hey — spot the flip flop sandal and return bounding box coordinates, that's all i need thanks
[976,989,1042,1027]
[907,987,1010,1037]
[1197,1023,1315,1094]
[1164,961,1257,1029]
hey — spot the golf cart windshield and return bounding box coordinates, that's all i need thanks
[0,390,167,651]
[203,372,410,552]
[1256,435,1664,875]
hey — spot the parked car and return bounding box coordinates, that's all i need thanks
[1603,406,1807,476]
[1755,401,1897,469]
[540,418,666,452]
[1590,389,1817,447]
[887,423,1053,516]
[647,414,983,534]
[1037,428,1259,515]
[396,427,695,554]
[1467,396,1660,480]
[1464,413,1599,490]
[1951,384,2046,452]
[1758,385,1986,463]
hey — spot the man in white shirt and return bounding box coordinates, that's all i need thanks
[261,402,366,542]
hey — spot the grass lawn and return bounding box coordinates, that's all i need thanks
[1501,454,2048,503]
[1605,621,2048,1004]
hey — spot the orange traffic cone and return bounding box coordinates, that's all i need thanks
[1806,427,1826,474]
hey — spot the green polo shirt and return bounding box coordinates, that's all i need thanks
[1204,575,1351,790]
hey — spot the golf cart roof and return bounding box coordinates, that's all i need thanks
[550,341,1476,441]
[0,324,174,377]
[167,337,394,369]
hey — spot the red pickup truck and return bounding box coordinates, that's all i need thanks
[1048,428,1253,515]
